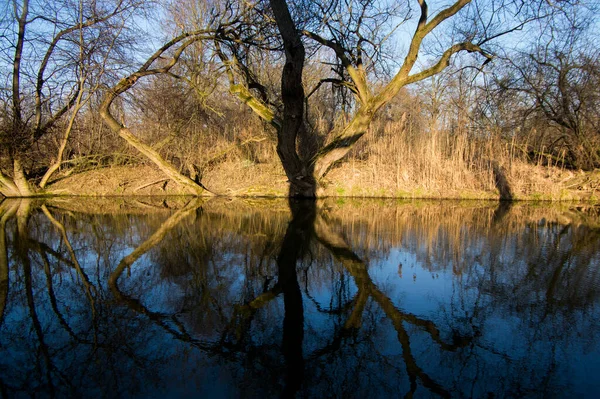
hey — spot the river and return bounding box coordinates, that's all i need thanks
[0,197,599,398]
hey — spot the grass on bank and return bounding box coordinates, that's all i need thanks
[42,118,600,201]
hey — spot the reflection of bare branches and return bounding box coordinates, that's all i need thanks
[12,202,73,396]
[108,198,221,349]
[109,198,203,289]
[0,200,19,326]
[22,254,57,397]
[106,198,255,357]
[42,205,98,345]
[39,247,84,343]
[314,214,472,398]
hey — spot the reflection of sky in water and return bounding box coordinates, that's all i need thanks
[370,242,600,398]
[0,199,599,397]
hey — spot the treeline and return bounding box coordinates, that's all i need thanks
[1,0,599,197]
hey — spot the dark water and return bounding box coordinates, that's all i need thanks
[1,197,599,398]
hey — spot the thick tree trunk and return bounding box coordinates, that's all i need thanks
[270,0,316,198]
[0,171,20,197]
[13,158,34,196]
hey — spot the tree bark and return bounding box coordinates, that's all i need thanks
[119,128,205,196]
[313,107,374,180]
[12,158,33,196]
[97,31,215,196]
[0,170,20,197]
[269,0,316,198]
[12,0,29,132]
[39,75,86,189]
[0,159,34,197]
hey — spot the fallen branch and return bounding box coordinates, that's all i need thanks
[134,178,169,192]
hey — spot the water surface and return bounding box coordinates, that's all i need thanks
[0,197,599,398]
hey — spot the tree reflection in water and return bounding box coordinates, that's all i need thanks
[0,197,599,397]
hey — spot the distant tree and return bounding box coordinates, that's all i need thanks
[495,43,599,169]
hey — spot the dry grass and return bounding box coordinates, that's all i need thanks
[318,119,599,201]
[46,118,600,201]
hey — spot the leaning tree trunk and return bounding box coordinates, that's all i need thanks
[99,81,205,196]
[96,30,225,196]
[313,108,374,181]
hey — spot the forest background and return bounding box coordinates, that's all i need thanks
[1,0,599,200]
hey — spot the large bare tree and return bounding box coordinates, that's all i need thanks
[215,0,562,197]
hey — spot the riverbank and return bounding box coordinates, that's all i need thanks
[42,159,600,202]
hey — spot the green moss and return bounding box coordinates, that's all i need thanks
[527,191,557,202]
[394,190,411,198]
[376,188,388,197]
[413,187,425,198]
[335,186,346,196]
[556,189,576,201]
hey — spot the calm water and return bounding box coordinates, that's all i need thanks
[0,197,599,398]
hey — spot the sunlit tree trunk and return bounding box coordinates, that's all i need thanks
[313,108,375,180]
[100,90,206,196]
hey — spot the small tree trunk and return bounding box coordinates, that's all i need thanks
[39,89,84,189]
[489,160,513,201]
